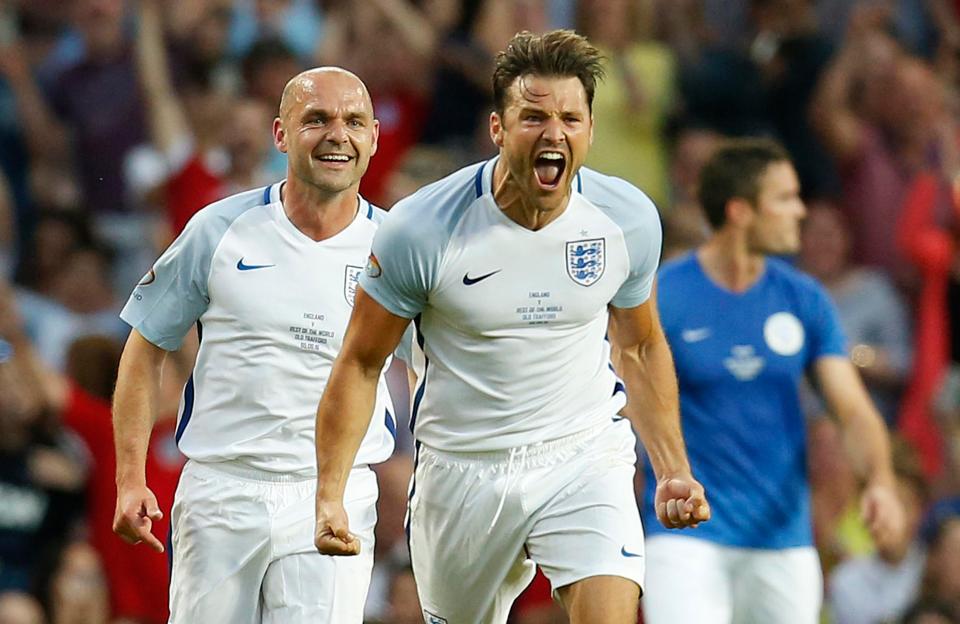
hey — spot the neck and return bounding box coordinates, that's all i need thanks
[492,157,570,231]
[697,229,766,292]
[281,176,359,242]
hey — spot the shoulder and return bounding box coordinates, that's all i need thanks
[577,167,660,231]
[183,184,273,241]
[378,162,485,245]
[765,258,827,295]
[658,252,697,281]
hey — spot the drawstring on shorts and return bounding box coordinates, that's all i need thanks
[488,445,528,533]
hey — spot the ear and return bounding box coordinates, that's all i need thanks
[370,118,380,158]
[589,114,594,146]
[490,111,504,148]
[726,197,755,227]
[273,117,287,154]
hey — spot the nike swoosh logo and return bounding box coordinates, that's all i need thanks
[621,546,642,558]
[237,258,276,271]
[462,270,501,286]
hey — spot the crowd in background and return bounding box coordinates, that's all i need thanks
[0,0,959,622]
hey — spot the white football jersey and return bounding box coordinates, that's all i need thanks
[121,182,397,475]
[361,158,662,452]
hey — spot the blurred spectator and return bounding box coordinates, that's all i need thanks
[579,0,676,207]
[748,0,839,197]
[811,7,954,288]
[660,0,772,137]
[14,221,126,372]
[228,0,323,62]
[0,6,32,250]
[815,0,942,58]
[43,542,108,624]
[799,201,912,425]
[0,172,14,280]
[365,455,414,622]
[661,125,718,258]
[237,37,300,180]
[381,145,473,210]
[0,283,86,594]
[896,170,959,480]
[131,0,275,237]
[55,335,184,624]
[911,512,960,618]
[317,0,436,205]
[241,37,301,111]
[0,591,45,624]
[898,600,958,624]
[827,438,930,624]
[420,0,547,150]
[41,0,146,216]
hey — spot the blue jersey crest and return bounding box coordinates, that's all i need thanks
[566,238,605,286]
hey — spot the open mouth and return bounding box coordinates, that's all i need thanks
[534,151,565,189]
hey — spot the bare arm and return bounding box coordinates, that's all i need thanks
[608,289,710,528]
[315,287,411,554]
[135,0,192,155]
[809,44,867,164]
[0,40,70,161]
[367,0,438,60]
[814,356,904,551]
[112,328,168,552]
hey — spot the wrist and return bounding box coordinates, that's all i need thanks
[116,468,147,489]
[866,469,896,490]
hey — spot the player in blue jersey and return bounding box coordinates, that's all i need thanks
[642,139,905,623]
[111,68,401,623]
[313,30,709,624]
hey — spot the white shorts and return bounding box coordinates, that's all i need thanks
[168,460,377,624]
[642,534,822,624]
[409,418,644,624]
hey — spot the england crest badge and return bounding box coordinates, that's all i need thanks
[566,238,605,286]
[344,265,363,306]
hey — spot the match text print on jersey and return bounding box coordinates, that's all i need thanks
[236,257,276,271]
[462,269,502,285]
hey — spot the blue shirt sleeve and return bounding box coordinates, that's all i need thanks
[807,280,848,362]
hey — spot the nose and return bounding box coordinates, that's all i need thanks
[325,120,348,144]
[542,117,565,144]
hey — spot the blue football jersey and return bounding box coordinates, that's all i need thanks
[643,252,847,548]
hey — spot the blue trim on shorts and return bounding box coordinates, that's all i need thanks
[175,321,202,444]
[405,440,421,549]
[409,315,428,434]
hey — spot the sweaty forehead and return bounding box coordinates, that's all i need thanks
[507,75,588,110]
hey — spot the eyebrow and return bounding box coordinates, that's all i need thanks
[300,106,370,121]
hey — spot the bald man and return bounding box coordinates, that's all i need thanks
[112,68,403,623]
